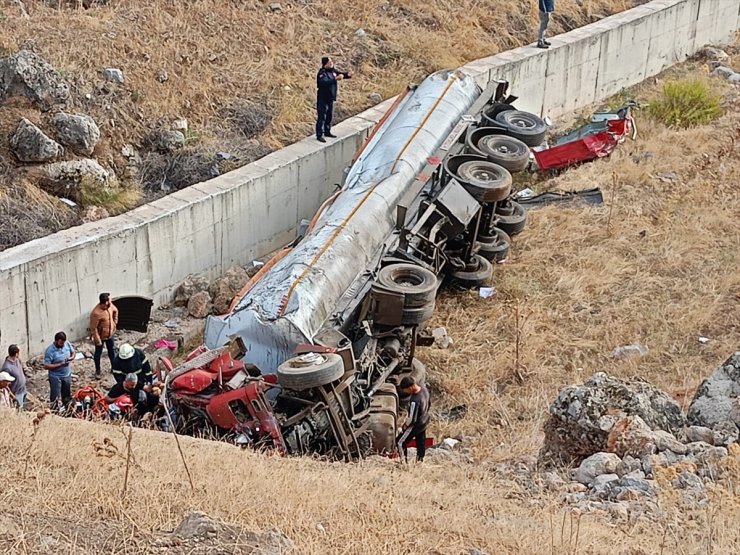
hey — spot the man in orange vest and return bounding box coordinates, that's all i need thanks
[90,292,118,376]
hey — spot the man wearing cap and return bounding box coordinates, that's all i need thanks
[90,292,119,376]
[43,331,76,410]
[1,344,27,409]
[111,343,152,385]
[396,376,431,462]
[316,56,353,143]
[0,371,16,408]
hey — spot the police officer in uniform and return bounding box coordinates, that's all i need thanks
[316,56,352,143]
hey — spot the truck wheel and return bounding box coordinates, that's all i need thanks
[276,352,345,390]
[475,135,530,173]
[477,228,511,262]
[495,201,527,235]
[401,302,435,326]
[495,110,547,147]
[450,254,493,286]
[377,264,438,308]
[456,160,512,202]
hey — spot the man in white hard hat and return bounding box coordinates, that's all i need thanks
[111,343,153,386]
[0,371,17,408]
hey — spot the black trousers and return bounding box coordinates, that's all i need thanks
[94,337,115,373]
[402,422,428,462]
[316,97,334,138]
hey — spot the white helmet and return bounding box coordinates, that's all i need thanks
[118,343,135,360]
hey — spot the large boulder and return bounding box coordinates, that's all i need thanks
[209,265,249,314]
[52,112,100,155]
[0,50,70,110]
[174,274,210,306]
[542,372,686,463]
[41,159,113,200]
[688,352,740,428]
[144,129,185,153]
[187,291,212,319]
[10,118,63,162]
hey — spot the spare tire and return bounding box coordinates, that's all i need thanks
[455,160,512,202]
[495,110,547,147]
[277,352,345,390]
[495,201,527,236]
[475,135,530,173]
[450,254,493,286]
[377,264,438,308]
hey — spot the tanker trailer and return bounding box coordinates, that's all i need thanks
[162,71,541,459]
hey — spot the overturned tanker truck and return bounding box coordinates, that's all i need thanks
[159,69,545,459]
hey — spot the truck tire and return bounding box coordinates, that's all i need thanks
[495,201,527,235]
[450,254,493,286]
[495,110,547,147]
[377,264,438,308]
[401,302,435,326]
[456,160,512,202]
[474,135,530,173]
[477,228,511,262]
[276,352,345,390]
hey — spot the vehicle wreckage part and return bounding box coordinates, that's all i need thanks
[276,352,345,390]
[367,382,399,453]
[450,254,493,286]
[390,358,428,389]
[204,70,480,372]
[476,228,511,262]
[495,201,527,236]
[495,110,547,146]
[467,129,530,173]
[445,154,512,202]
[377,264,438,308]
[400,302,436,326]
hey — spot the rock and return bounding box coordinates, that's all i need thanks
[121,144,137,159]
[574,452,621,485]
[52,112,100,155]
[686,425,715,445]
[610,343,648,358]
[254,528,294,555]
[672,470,703,490]
[269,2,281,11]
[0,50,70,110]
[591,473,619,490]
[81,206,109,223]
[175,274,210,306]
[685,441,713,456]
[144,129,185,153]
[355,28,367,39]
[702,46,729,61]
[440,438,460,450]
[10,118,63,162]
[688,352,740,427]
[616,455,643,477]
[42,159,112,199]
[368,92,383,104]
[695,446,728,467]
[468,549,491,555]
[563,481,588,493]
[729,73,740,84]
[712,421,738,446]
[156,68,168,83]
[209,265,249,314]
[103,67,124,84]
[651,430,687,455]
[187,291,212,318]
[542,372,686,463]
[174,511,220,539]
[607,415,656,458]
[711,65,736,78]
[542,471,566,491]
[172,118,188,132]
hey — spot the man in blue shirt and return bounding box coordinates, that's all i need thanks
[43,331,76,410]
[537,0,555,49]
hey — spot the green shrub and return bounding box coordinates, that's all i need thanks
[647,79,722,128]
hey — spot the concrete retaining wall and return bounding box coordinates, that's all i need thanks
[1,0,738,356]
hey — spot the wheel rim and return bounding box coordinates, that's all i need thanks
[457,161,503,183]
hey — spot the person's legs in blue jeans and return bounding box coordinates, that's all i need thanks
[105,337,116,368]
[60,376,72,407]
[94,337,116,375]
[49,374,61,410]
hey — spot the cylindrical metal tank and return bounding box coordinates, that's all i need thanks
[204,69,481,372]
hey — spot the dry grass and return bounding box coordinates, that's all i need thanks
[0,410,738,554]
